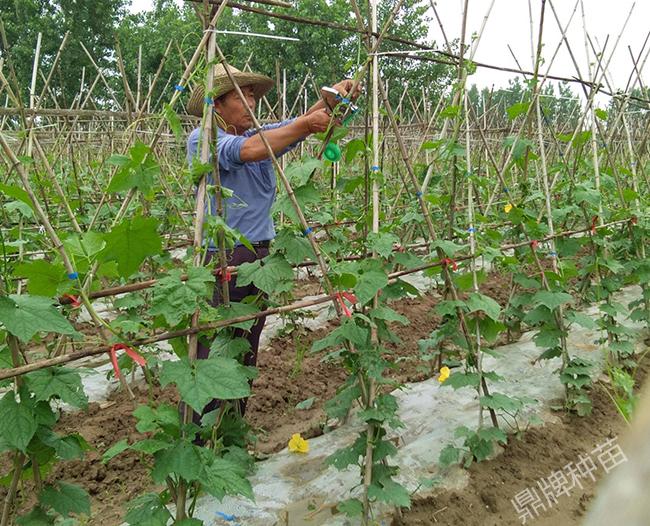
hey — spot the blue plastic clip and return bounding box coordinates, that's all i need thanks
[549,251,558,257]
[371,165,380,172]
[174,84,185,92]
[415,191,423,198]
[303,227,313,236]
[503,187,510,193]
[216,511,236,522]
[467,227,476,233]
[67,272,79,280]
[204,96,213,105]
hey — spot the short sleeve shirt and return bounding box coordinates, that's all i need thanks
[187,119,300,246]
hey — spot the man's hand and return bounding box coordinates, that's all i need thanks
[333,79,363,100]
[299,108,336,134]
[321,79,363,109]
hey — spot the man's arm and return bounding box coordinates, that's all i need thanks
[239,109,332,162]
[239,78,361,162]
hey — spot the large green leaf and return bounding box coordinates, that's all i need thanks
[431,239,464,257]
[25,367,88,409]
[99,216,162,278]
[151,440,202,483]
[311,319,369,352]
[272,183,320,223]
[326,434,365,470]
[214,301,259,331]
[0,392,37,452]
[369,306,409,325]
[344,138,367,163]
[532,290,573,310]
[439,444,462,467]
[107,141,160,196]
[506,101,530,120]
[0,295,80,342]
[40,482,90,517]
[38,429,88,461]
[102,439,130,463]
[566,311,597,329]
[63,231,106,259]
[368,478,410,508]
[324,381,361,420]
[338,498,364,517]
[0,183,34,210]
[15,507,52,526]
[4,200,33,218]
[163,104,183,141]
[443,372,480,390]
[285,157,321,187]
[14,260,66,296]
[200,456,254,501]
[159,355,256,413]
[480,393,526,413]
[149,267,214,326]
[272,229,315,265]
[466,293,501,321]
[133,404,180,435]
[236,254,294,295]
[367,232,399,259]
[130,439,172,455]
[124,493,171,526]
[354,269,388,305]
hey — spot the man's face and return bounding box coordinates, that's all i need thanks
[214,85,256,135]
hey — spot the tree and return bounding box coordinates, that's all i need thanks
[115,0,202,112]
[0,0,127,106]
[3,0,452,118]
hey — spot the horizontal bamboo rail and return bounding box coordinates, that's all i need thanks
[0,217,635,382]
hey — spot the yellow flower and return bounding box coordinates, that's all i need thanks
[288,433,309,454]
[438,366,451,383]
[504,203,514,214]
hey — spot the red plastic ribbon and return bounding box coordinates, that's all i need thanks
[590,215,599,235]
[393,244,406,253]
[62,294,81,308]
[216,267,232,283]
[530,240,539,250]
[109,344,146,379]
[441,258,458,271]
[336,291,358,318]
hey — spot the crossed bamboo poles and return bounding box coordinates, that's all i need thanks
[0,0,646,380]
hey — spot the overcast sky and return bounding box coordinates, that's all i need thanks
[130,0,650,94]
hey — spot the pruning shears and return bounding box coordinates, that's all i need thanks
[320,86,360,162]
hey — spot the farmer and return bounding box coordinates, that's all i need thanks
[186,64,359,424]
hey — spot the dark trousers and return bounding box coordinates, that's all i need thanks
[193,245,269,425]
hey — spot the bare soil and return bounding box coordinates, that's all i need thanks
[392,358,649,526]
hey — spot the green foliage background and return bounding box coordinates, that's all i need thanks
[1,0,453,113]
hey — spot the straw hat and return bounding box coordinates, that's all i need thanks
[187,64,273,117]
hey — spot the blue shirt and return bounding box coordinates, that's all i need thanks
[187,119,299,246]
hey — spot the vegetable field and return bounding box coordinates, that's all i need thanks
[1,1,649,525]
